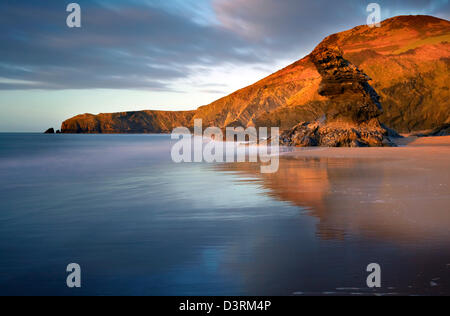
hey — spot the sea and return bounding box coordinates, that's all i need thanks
[0,133,448,295]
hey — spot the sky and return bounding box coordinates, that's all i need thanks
[0,0,449,132]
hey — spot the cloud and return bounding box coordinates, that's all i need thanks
[0,0,260,90]
[213,0,449,40]
[0,0,448,90]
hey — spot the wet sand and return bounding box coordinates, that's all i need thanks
[234,136,450,243]
[396,135,450,147]
[215,136,450,294]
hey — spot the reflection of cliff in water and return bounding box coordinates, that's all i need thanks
[214,155,450,244]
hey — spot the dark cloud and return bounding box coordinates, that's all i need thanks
[0,0,448,90]
[213,0,449,49]
[0,0,257,90]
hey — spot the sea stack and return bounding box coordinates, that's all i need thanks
[279,46,397,147]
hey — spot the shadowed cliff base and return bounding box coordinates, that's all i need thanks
[413,123,450,137]
[61,15,450,139]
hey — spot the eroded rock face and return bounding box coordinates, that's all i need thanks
[61,110,196,134]
[279,46,396,147]
[310,46,383,123]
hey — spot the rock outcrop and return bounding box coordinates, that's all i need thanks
[61,15,450,136]
[279,46,396,147]
[309,45,382,123]
[44,128,55,134]
[280,121,396,147]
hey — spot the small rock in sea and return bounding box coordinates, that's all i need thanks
[44,128,55,134]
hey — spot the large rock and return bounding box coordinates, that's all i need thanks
[280,120,396,147]
[61,15,450,135]
[279,46,396,147]
[309,45,383,123]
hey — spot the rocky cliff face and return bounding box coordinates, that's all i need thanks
[61,15,450,135]
[61,110,195,134]
[322,15,450,132]
[278,46,396,147]
[309,45,383,123]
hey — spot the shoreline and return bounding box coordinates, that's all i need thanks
[278,136,450,159]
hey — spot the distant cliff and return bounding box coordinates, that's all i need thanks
[61,15,450,134]
[61,110,195,134]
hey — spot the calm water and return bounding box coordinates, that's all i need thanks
[0,133,449,296]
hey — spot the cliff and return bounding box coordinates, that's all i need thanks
[61,110,195,134]
[277,45,396,147]
[61,15,450,135]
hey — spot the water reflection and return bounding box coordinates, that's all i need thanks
[0,135,448,295]
[214,155,450,245]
